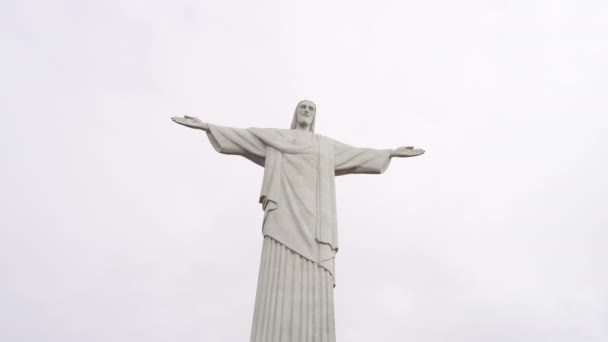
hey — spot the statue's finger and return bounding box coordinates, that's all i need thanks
[173,119,191,126]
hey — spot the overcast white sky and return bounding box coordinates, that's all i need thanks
[1,0,607,341]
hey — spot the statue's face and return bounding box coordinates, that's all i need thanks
[295,101,316,128]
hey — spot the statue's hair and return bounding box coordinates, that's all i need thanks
[290,100,316,132]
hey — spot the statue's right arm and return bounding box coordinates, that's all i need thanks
[171,115,266,166]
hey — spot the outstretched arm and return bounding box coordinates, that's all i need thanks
[171,115,266,166]
[333,140,424,176]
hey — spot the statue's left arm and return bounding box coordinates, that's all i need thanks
[332,139,424,176]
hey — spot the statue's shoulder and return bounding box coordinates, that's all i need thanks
[250,128,334,146]
[249,127,282,136]
[314,133,336,145]
[248,127,294,144]
[254,128,306,138]
[314,132,330,140]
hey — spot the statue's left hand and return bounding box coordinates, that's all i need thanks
[391,146,425,158]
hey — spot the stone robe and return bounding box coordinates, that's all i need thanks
[205,125,392,342]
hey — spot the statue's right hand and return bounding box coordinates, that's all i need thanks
[171,115,209,131]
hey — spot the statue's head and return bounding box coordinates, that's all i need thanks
[290,100,316,132]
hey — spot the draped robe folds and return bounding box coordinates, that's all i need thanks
[205,124,392,341]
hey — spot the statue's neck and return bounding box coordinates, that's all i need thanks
[290,128,314,140]
[295,123,311,132]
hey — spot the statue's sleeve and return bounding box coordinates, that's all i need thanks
[206,124,266,166]
[332,139,392,176]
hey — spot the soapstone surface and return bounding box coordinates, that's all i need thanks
[172,100,424,342]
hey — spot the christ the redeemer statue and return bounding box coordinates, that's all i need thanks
[171,100,424,342]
